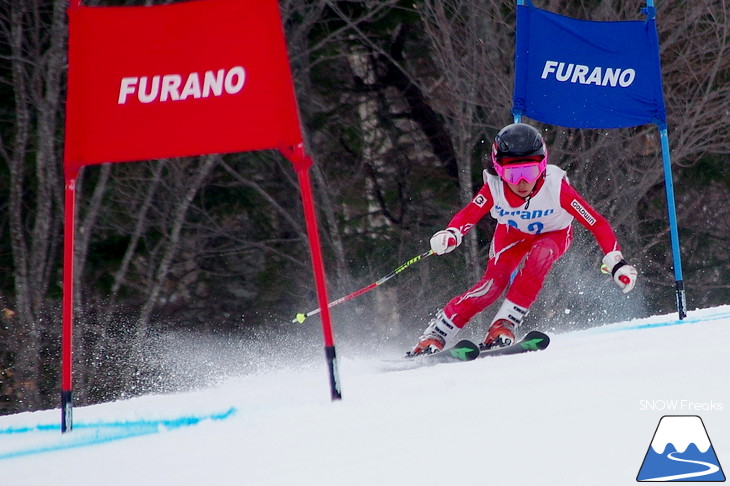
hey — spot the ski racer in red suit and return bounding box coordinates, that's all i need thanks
[411,123,638,355]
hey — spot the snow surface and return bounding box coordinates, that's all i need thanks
[2,306,729,486]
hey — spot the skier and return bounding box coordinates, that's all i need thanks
[411,123,638,355]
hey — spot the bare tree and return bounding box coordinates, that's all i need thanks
[419,0,518,285]
[0,0,67,410]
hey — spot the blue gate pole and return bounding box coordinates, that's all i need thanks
[658,126,687,319]
[648,0,686,320]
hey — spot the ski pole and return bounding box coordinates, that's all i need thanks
[293,249,434,323]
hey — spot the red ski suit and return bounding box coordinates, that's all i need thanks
[442,165,620,329]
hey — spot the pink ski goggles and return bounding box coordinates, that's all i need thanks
[493,156,547,184]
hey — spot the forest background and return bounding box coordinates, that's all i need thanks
[0,0,728,414]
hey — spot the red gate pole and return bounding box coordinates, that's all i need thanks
[61,169,79,432]
[279,145,341,400]
[62,0,83,436]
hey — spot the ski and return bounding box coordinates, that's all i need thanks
[423,339,481,363]
[404,339,481,364]
[405,331,549,363]
[390,331,549,371]
[476,330,550,358]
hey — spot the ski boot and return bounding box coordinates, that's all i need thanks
[409,310,459,356]
[481,299,528,350]
[482,319,516,349]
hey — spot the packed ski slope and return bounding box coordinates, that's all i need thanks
[2,306,729,486]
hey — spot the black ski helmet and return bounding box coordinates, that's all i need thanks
[490,123,547,171]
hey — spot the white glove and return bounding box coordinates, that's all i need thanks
[602,250,637,293]
[429,228,462,255]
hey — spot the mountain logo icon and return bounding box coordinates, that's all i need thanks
[637,415,725,482]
